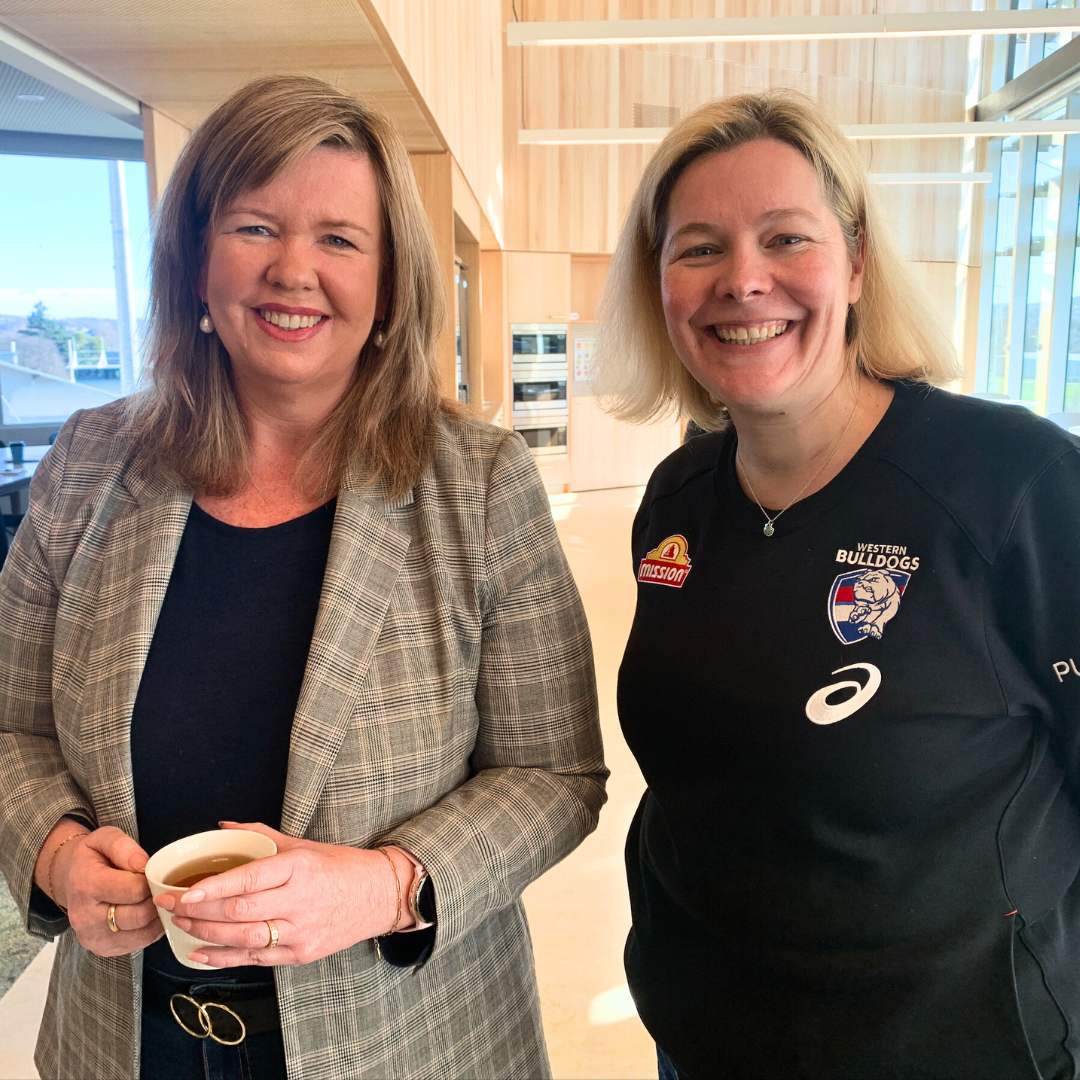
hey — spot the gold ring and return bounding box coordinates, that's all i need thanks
[265,919,279,949]
[106,904,120,934]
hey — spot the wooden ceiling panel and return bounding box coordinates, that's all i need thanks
[0,0,444,150]
[506,0,974,257]
[518,0,971,126]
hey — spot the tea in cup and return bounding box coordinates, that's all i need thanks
[145,829,277,969]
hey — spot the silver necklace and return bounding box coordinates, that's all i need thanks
[736,389,860,538]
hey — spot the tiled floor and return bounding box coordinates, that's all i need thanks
[0,485,654,1080]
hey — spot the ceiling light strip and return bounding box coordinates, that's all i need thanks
[869,172,993,185]
[519,120,1080,146]
[848,120,1080,139]
[508,11,1080,47]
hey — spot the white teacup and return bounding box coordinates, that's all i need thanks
[145,829,277,970]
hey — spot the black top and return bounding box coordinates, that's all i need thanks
[132,499,334,979]
[620,381,1080,1079]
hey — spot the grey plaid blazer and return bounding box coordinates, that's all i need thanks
[0,401,606,1080]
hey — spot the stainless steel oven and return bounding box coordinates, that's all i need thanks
[513,370,568,414]
[512,411,569,455]
[511,324,568,358]
[512,324,568,453]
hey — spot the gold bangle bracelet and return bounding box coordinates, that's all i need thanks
[46,830,87,913]
[376,847,403,933]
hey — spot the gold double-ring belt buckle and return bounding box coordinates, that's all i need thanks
[168,992,247,1046]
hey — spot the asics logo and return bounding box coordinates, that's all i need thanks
[805,663,881,725]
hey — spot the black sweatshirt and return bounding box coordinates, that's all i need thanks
[619,382,1080,1079]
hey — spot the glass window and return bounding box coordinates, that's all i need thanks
[988,138,1022,394]
[1066,196,1080,408]
[979,23,1080,412]
[1011,34,1036,82]
[1005,0,1042,83]
[0,155,150,430]
[1043,0,1077,62]
[995,0,1078,88]
[454,261,468,404]
[1021,131,1064,400]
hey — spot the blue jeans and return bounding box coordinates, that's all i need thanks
[658,1045,680,1080]
[140,968,287,1080]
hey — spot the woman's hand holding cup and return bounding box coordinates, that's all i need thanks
[35,821,162,957]
[152,821,410,968]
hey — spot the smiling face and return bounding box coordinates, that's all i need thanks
[660,138,863,418]
[201,145,385,411]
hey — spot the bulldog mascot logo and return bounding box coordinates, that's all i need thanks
[828,568,910,644]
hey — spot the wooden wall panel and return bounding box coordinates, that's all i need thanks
[409,152,458,397]
[1,0,444,152]
[897,256,985,395]
[506,252,573,322]
[907,260,958,342]
[141,105,191,209]
[505,0,972,263]
[571,256,611,323]
[479,250,508,423]
[367,0,505,245]
[569,395,682,491]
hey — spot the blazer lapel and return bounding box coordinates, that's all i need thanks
[79,456,191,841]
[280,480,412,839]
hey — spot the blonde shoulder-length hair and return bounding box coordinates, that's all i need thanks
[595,89,960,430]
[129,74,447,498]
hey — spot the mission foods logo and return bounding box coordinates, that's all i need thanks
[638,534,692,589]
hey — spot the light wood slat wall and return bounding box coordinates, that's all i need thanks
[479,250,510,423]
[504,0,971,263]
[572,256,612,323]
[141,105,190,210]
[0,0,444,151]
[366,0,506,245]
[890,258,978,392]
[409,152,458,397]
[411,151,508,411]
[506,252,574,322]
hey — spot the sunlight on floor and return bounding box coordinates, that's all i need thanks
[587,983,640,1027]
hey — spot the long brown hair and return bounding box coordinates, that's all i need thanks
[595,90,961,429]
[130,74,447,497]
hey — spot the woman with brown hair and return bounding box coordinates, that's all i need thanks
[599,90,1080,1079]
[0,74,606,1080]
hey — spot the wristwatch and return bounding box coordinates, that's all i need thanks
[408,869,437,928]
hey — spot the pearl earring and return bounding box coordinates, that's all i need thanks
[199,306,214,334]
[372,328,386,348]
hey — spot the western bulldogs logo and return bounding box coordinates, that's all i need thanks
[828,568,909,644]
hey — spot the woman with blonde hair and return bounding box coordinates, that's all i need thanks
[602,90,1080,1079]
[0,74,606,1080]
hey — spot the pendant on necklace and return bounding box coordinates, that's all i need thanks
[763,522,775,537]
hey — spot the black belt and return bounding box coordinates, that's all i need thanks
[143,967,280,1045]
